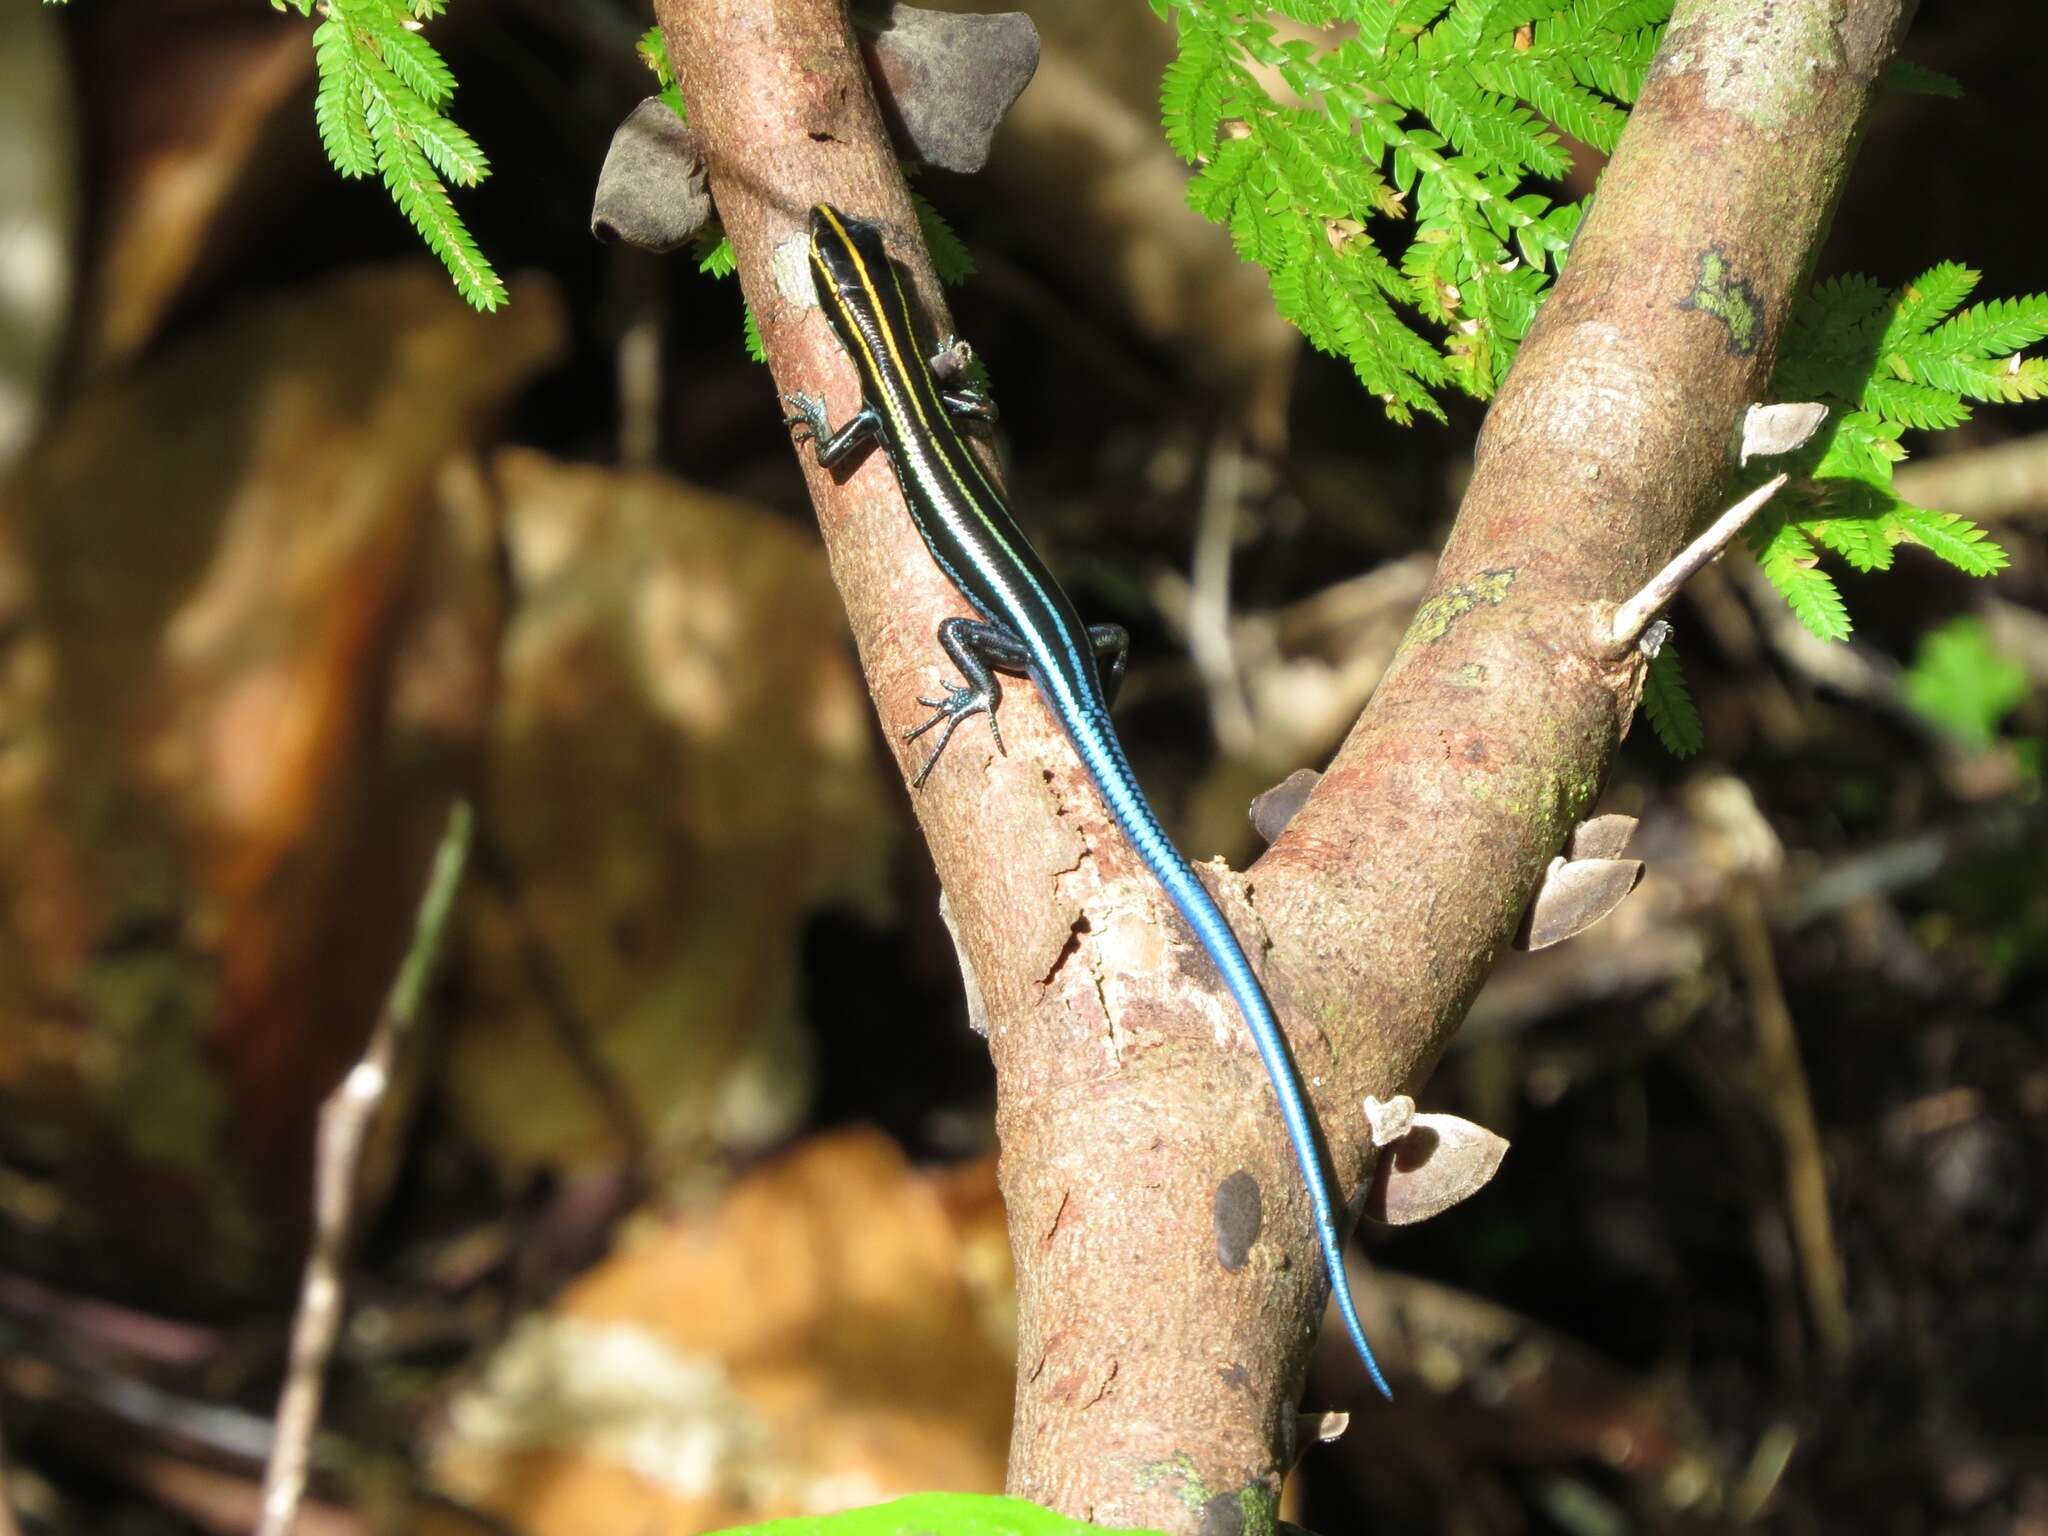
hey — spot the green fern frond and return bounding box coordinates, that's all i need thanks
[1482,54,1628,151]
[1904,618,2027,750]
[697,237,737,278]
[1811,410,1905,481]
[1925,292,2048,358]
[1888,506,2009,577]
[1641,643,1702,758]
[637,24,688,119]
[1879,261,1977,347]
[1806,512,1894,573]
[1397,0,1457,35]
[1754,261,2029,640]
[312,20,378,178]
[303,0,503,311]
[910,189,976,284]
[1747,514,1851,641]
[370,18,457,108]
[1156,0,1672,420]
[359,110,500,310]
[1162,27,1235,162]
[1882,58,1963,98]
[1862,376,1972,430]
[1897,352,2048,404]
[370,58,489,186]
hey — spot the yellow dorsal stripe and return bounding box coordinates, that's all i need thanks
[813,206,935,440]
[812,210,997,537]
[808,206,1082,713]
[879,254,1008,513]
[812,247,890,399]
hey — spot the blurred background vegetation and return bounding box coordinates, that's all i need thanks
[0,1,2042,1533]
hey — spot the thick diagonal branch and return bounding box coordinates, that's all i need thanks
[662,0,1912,1528]
[1252,0,1912,1160]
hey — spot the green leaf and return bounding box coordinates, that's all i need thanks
[637,25,675,91]
[374,21,457,108]
[637,24,687,119]
[1760,264,2036,639]
[305,0,504,310]
[312,20,377,178]
[1162,27,1233,161]
[1806,508,1894,573]
[1154,0,1671,422]
[1748,515,1850,641]
[696,235,736,278]
[911,189,975,284]
[1902,617,2027,750]
[1926,293,2048,359]
[1485,54,1627,151]
[703,1495,1166,1536]
[365,91,506,310]
[1862,376,1971,430]
[742,302,765,363]
[1879,262,1978,348]
[1888,505,2009,577]
[390,77,491,186]
[1881,58,1963,98]
[1642,643,1702,758]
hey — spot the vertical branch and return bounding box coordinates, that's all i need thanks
[255,801,475,1536]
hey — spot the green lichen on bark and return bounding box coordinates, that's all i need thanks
[1128,1454,1277,1536]
[1679,245,1763,355]
[1403,568,1517,648]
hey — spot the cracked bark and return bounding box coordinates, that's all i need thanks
[659,0,1913,1526]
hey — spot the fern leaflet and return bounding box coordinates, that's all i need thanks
[294,0,504,310]
[1756,263,2037,639]
[1157,0,1672,418]
[1642,643,1702,759]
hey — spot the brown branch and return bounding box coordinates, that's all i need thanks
[661,0,1913,1526]
[255,801,475,1536]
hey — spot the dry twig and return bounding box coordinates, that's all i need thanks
[1728,884,1853,1363]
[255,801,476,1536]
[1609,474,1787,647]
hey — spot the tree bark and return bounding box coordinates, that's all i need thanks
[660,0,1913,1527]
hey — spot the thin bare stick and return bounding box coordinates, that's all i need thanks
[1187,433,1256,757]
[255,801,476,1536]
[1728,882,1853,1363]
[1610,473,1788,647]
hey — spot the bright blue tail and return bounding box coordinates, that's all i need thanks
[1070,719,1393,1398]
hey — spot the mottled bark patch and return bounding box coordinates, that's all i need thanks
[1653,0,1846,130]
[1197,1491,1247,1536]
